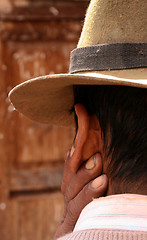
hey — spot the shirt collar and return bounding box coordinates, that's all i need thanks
[74,194,147,232]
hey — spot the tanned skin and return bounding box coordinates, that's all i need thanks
[55,104,108,239]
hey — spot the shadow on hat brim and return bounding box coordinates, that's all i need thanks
[9,68,147,127]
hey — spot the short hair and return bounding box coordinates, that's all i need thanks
[72,85,147,194]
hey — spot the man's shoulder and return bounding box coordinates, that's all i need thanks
[57,229,147,240]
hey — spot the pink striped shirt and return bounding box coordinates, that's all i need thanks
[74,194,147,232]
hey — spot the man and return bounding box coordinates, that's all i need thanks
[9,0,147,239]
[55,87,147,239]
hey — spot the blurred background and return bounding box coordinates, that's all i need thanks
[0,0,89,239]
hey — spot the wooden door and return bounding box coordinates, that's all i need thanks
[0,1,89,239]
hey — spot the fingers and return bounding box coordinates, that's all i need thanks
[62,152,107,226]
[65,153,103,202]
[55,158,108,239]
[56,150,108,239]
[63,174,108,231]
[55,104,108,239]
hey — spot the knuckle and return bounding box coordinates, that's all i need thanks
[61,182,66,194]
[67,200,73,214]
[62,184,71,203]
[64,184,73,203]
[79,166,98,183]
[64,192,69,203]
[83,184,91,197]
[66,200,77,222]
[82,184,98,201]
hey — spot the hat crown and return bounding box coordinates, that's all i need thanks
[78,0,147,48]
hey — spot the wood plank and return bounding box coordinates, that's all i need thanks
[0,2,82,238]
[1,21,82,42]
[4,39,76,164]
[16,120,75,163]
[0,28,12,240]
[9,162,64,192]
[0,2,89,21]
[10,191,64,240]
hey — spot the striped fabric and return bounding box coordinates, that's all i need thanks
[74,194,147,232]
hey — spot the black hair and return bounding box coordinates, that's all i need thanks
[72,85,147,194]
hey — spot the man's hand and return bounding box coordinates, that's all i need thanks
[54,150,108,239]
[55,104,108,239]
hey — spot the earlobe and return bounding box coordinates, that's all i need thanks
[70,104,102,172]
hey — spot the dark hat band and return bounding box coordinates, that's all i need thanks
[69,43,147,73]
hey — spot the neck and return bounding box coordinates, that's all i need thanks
[106,178,147,196]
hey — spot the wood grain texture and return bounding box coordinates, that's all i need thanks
[10,162,64,191]
[0,0,85,239]
[0,0,89,21]
[0,28,12,240]
[4,32,76,164]
[10,192,64,240]
[1,21,82,42]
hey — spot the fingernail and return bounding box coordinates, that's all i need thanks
[91,174,106,189]
[70,145,75,157]
[85,155,96,170]
[65,150,70,162]
[66,150,70,159]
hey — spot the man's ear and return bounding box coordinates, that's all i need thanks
[82,113,102,161]
[70,104,102,172]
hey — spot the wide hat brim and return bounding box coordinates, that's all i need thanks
[9,69,147,127]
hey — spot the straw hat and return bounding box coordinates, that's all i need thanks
[9,0,147,127]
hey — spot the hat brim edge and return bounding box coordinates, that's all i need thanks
[9,72,147,127]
